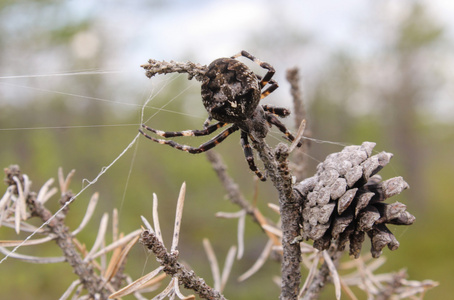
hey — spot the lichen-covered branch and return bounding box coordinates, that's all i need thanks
[141,59,207,81]
[140,230,227,300]
[252,140,302,300]
[3,166,112,299]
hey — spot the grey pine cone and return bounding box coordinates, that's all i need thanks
[294,142,415,258]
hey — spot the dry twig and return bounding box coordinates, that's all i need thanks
[0,166,141,299]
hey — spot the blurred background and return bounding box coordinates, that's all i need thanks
[0,0,453,299]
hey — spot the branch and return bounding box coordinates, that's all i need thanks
[286,67,310,180]
[141,59,207,81]
[3,165,111,299]
[140,230,227,300]
[252,140,302,300]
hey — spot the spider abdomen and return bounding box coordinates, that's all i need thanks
[201,58,261,123]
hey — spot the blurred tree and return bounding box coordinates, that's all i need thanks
[378,3,444,205]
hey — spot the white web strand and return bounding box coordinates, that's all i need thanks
[0,69,124,79]
[0,133,141,264]
[0,72,170,264]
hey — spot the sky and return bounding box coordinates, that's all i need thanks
[70,0,454,122]
[1,0,453,120]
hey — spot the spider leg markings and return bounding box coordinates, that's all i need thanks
[203,116,213,129]
[139,124,239,154]
[265,112,303,147]
[255,75,279,100]
[260,81,279,99]
[240,131,266,181]
[262,105,291,118]
[231,50,276,89]
[141,121,227,138]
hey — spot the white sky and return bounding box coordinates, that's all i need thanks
[88,0,454,121]
[2,0,453,120]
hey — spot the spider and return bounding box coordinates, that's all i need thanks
[139,50,301,181]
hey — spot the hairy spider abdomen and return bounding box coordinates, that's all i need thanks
[201,58,261,123]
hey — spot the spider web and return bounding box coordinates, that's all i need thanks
[0,68,352,265]
[0,69,199,264]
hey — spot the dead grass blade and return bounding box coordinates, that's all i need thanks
[109,266,164,298]
[171,182,186,253]
[72,192,99,236]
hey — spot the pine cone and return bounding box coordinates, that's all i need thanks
[294,142,415,258]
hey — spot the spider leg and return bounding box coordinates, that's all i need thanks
[260,82,279,99]
[231,50,276,89]
[265,112,303,147]
[240,131,266,181]
[255,74,279,100]
[139,124,239,154]
[141,121,227,138]
[203,116,213,129]
[262,105,291,118]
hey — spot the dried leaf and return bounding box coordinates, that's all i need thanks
[0,235,54,247]
[203,238,221,291]
[262,224,282,238]
[112,208,119,242]
[220,246,236,292]
[109,266,164,298]
[289,119,306,153]
[238,239,273,282]
[59,279,81,300]
[105,235,140,281]
[153,193,164,245]
[88,229,142,261]
[58,167,76,194]
[36,178,56,204]
[12,176,26,234]
[72,192,99,236]
[237,210,245,259]
[299,251,321,297]
[171,182,186,253]
[323,250,341,300]
[0,247,65,263]
[84,213,109,261]
[173,277,196,299]
[0,186,13,212]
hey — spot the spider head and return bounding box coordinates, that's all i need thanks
[201,57,261,123]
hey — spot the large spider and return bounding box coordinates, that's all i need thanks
[139,50,301,181]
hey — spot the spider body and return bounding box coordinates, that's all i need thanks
[202,58,261,124]
[140,51,301,181]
